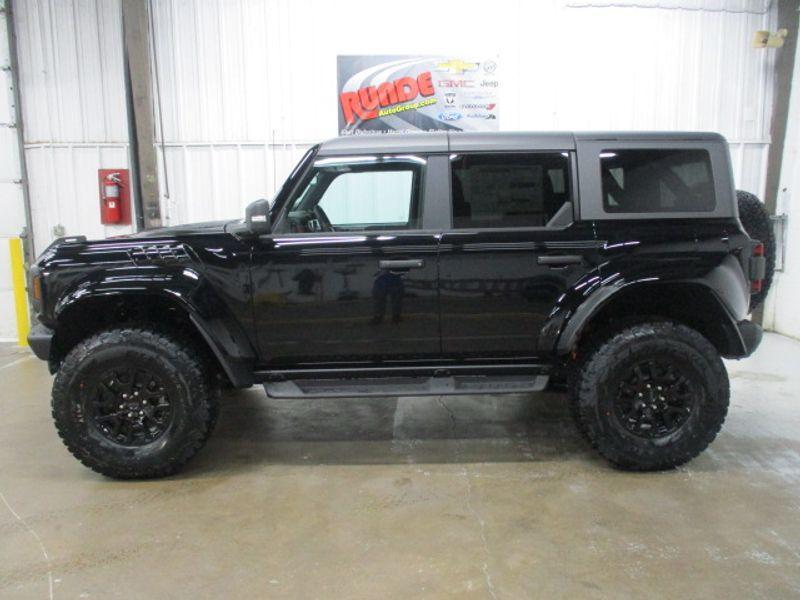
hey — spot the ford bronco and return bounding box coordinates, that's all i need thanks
[27,132,772,478]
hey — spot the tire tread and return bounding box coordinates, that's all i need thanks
[569,321,729,471]
[737,190,775,310]
[52,327,219,479]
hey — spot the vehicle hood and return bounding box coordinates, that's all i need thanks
[121,219,236,239]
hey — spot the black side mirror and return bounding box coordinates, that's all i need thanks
[245,199,271,234]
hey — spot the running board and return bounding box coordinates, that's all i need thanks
[263,374,549,399]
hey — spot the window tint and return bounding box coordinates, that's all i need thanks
[282,157,423,233]
[450,153,572,229]
[319,170,413,226]
[600,149,715,213]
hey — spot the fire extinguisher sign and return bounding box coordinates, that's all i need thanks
[98,169,132,226]
[337,55,499,136]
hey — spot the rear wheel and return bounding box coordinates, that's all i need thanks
[737,190,775,310]
[569,322,729,471]
[52,328,219,479]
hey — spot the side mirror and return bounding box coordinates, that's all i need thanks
[245,199,271,234]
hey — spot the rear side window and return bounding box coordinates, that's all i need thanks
[450,153,572,228]
[600,149,715,213]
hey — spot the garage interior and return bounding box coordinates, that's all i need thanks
[2,0,800,598]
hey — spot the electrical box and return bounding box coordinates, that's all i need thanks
[98,168,132,225]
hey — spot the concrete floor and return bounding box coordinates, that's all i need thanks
[1,335,799,599]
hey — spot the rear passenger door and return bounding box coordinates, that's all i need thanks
[438,150,599,359]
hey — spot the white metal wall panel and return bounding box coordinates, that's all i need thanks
[14,0,779,245]
[0,127,26,237]
[15,0,128,143]
[766,15,800,340]
[144,0,777,226]
[566,0,771,12]
[24,144,130,250]
[1,0,27,340]
[13,0,133,253]
[154,141,310,224]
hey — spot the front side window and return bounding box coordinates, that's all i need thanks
[450,153,572,229]
[280,156,424,233]
[601,149,716,213]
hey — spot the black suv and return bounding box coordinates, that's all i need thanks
[27,132,772,478]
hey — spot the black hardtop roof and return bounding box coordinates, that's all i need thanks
[316,131,726,156]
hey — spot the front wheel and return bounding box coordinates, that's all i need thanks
[569,322,729,471]
[52,328,219,479]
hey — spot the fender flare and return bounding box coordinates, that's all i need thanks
[53,274,256,387]
[545,278,747,358]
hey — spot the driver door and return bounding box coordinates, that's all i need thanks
[250,154,442,367]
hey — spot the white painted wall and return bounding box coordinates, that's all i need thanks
[150,0,774,227]
[0,0,28,341]
[147,0,777,228]
[13,0,779,255]
[765,13,800,340]
[13,0,133,257]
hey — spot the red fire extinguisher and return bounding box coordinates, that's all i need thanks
[102,172,123,223]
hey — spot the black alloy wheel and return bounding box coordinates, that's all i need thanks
[52,328,219,479]
[569,321,729,471]
[613,359,698,439]
[88,367,174,446]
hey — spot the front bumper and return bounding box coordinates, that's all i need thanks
[27,323,54,361]
[736,319,762,358]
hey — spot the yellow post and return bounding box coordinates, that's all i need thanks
[9,238,30,346]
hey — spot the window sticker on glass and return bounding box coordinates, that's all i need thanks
[450,153,572,229]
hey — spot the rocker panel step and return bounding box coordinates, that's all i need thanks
[263,374,549,399]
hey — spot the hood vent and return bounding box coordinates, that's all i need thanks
[128,244,190,266]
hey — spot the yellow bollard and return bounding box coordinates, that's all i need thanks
[9,238,30,347]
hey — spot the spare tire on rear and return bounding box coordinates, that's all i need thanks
[736,190,775,311]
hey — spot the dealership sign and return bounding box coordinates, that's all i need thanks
[337,56,499,135]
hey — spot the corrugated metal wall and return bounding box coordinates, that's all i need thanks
[767,23,800,339]
[13,0,132,254]
[0,0,28,340]
[148,0,778,228]
[14,0,778,254]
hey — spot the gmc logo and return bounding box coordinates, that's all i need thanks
[438,80,474,88]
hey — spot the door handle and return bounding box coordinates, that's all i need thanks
[379,259,425,270]
[537,254,584,266]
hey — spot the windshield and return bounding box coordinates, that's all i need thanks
[269,145,320,217]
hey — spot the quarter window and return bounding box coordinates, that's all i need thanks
[600,149,716,213]
[450,153,572,229]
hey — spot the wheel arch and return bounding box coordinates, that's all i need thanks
[50,290,255,387]
[556,281,747,359]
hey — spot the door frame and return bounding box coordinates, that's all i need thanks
[249,151,451,367]
[436,148,600,360]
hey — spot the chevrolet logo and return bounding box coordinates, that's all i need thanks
[434,59,479,75]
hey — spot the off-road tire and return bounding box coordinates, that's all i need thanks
[737,190,775,310]
[569,322,729,471]
[52,328,219,479]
